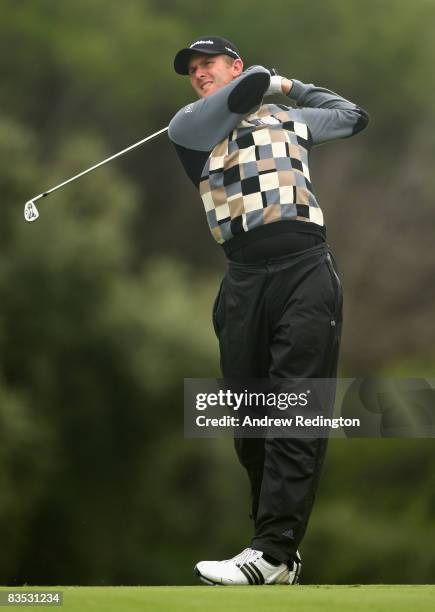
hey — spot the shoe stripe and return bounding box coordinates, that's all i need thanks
[248,562,265,585]
[242,563,261,585]
[292,559,302,585]
[239,564,256,585]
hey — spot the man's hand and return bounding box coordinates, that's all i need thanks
[265,72,293,96]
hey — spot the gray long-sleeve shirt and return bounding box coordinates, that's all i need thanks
[169,66,368,246]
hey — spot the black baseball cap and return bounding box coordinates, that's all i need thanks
[174,36,241,75]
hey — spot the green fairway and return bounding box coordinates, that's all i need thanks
[1,586,434,611]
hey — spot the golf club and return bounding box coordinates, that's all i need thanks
[24,126,169,222]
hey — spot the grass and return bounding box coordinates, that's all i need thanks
[1,585,434,611]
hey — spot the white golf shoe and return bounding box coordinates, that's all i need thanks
[194,547,302,585]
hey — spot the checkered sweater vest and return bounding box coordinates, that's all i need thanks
[169,69,368,246]
[200,104,321,244]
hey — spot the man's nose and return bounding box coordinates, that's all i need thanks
[196,66,207,79]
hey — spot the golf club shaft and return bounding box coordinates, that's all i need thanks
[31,126,168,204]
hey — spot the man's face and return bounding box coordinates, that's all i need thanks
[188,53,243,98]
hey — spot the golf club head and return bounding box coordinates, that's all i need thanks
[24,200,39,222]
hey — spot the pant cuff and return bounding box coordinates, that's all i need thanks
[251,539,293,564]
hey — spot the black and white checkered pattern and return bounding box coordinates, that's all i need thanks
[199,104,324,244]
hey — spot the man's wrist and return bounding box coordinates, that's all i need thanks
[281,78,293,95]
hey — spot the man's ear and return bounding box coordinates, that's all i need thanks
[232,58,244,77]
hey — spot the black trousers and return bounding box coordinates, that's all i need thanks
[213,242,343,563]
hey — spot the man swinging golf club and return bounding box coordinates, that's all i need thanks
[169,36,369,585]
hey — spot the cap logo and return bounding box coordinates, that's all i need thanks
[190,40,214,47]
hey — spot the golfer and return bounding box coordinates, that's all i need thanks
[169,36,369,585]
